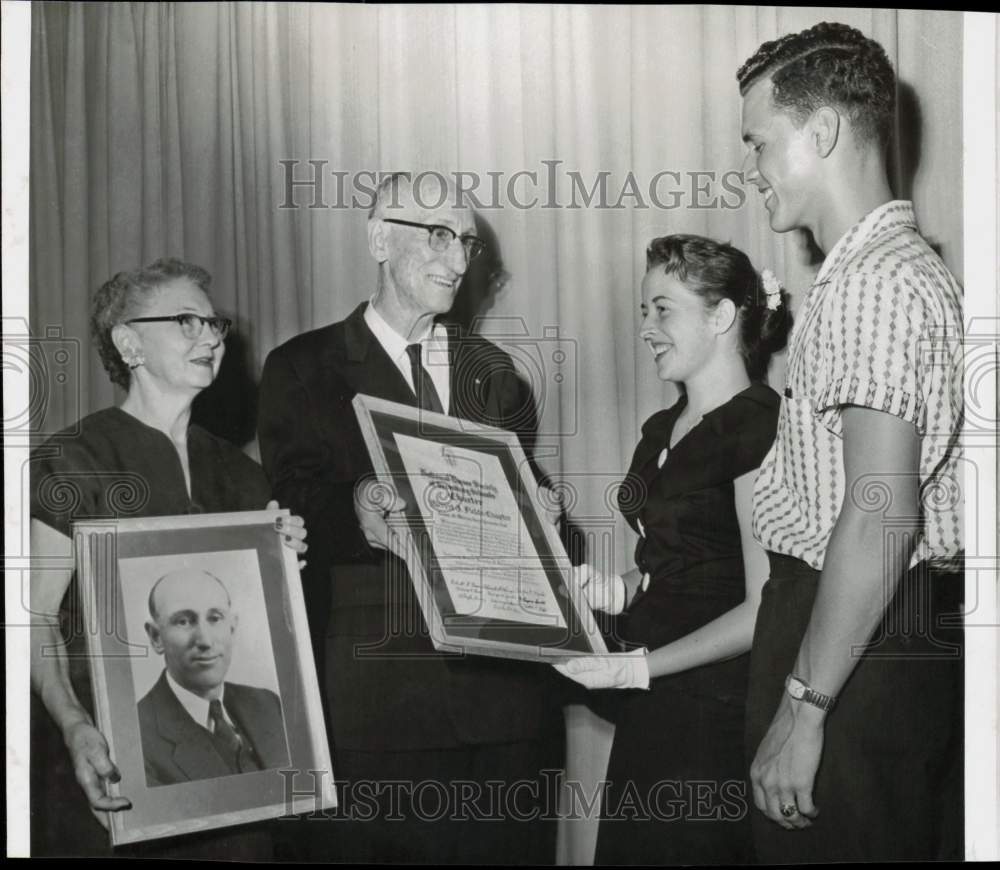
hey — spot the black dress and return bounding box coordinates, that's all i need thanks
[595,384,779,865]
[29,407,276,858]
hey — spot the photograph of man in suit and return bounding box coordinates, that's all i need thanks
[138,568,289,787]
[258,172,561,863]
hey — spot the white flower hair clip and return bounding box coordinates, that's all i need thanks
[761,269,783,311]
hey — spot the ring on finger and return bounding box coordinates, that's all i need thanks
[780,802,798,818]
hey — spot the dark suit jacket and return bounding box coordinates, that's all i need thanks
[138,671,289,787]
[257,302,552,751]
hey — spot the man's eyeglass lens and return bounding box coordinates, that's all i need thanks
[384,219,485,261]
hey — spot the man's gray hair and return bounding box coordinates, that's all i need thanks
[368,172,413,220]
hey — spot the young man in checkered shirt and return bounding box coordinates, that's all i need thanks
[737,22,963,861]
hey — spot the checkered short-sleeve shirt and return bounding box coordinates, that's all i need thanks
[752,201,963,570]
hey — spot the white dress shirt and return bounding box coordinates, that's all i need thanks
[164,670,235,733]
[364,300,450,413]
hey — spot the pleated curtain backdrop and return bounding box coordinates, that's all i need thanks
[29,4,964,863]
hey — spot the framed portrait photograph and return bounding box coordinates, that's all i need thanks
[352,393,607,662]
[72,509,336,846]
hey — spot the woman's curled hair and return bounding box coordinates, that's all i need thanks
[645,234,792,381]
[91,258,212,389]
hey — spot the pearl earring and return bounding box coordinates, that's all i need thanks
[122,348,145,369]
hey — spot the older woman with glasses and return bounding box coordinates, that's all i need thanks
[29,257,306,858]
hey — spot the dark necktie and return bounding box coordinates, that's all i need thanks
[405,343,445,414]
[208,698,242,755]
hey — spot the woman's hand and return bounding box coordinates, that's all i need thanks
[553,650,650,690]
[30,521,131,828]
[268,500,308,569]
[572,564,627,615]
[64,720,131,827]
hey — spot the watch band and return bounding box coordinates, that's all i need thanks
[785,674,837,712]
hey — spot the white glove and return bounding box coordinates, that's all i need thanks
[572,564,627,615]
[553,650,650,690]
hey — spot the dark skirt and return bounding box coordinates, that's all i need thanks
[595,666,754,865]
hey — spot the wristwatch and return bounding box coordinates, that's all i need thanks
[784,674,837,712]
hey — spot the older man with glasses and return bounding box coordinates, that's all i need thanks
[257,172,561,864]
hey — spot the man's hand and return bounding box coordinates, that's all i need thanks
[749,696,824,829]
[354,477,408,560]
[536,485,563,526]
[553,650,650,690]
[572,564,627,615]
[268,501,309,569]
[64,720,131,827]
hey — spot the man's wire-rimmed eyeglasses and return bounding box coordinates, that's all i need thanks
[382,218,486,261]
[126,313,232,340]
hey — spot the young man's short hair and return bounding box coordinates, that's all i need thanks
[737,22,896,150]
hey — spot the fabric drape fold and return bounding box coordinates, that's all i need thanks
[30,4,964,509]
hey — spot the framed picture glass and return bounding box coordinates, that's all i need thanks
[73,509,336,845]
[352,393,607,661]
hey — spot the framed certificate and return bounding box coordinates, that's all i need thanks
[352,393,607,661]
[73,509,336,845]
